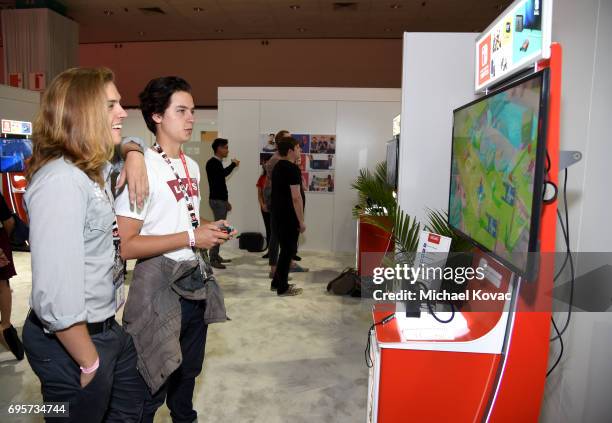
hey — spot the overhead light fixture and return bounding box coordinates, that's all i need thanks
[390,3,401,9]
[193,7,204,12]
[297,27,307,32]
[289,4,301,10]
[138,31,145,36]
[215,28,224,33]
[104,10,114,16]
[384,28,392,32]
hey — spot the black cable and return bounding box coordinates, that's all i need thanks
[546,316,564,377]
[550,168,575,342]
[365,314,395,368]
[428,301,455,324]
[415,281,455,324]
[545,149,568,281]
[554,209,570,281]
[543,151,558,205]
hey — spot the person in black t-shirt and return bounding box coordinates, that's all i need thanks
[270,137,305,296]
[0,192,23,360]
[206,138,240,268]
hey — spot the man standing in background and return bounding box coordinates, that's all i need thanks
[206,138,240,269]
[270,136,305,296]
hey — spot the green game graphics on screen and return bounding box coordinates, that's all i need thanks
[449,74,544,273]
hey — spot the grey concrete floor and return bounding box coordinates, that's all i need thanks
[0,249,371,423]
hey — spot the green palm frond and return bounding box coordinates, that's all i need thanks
[391,204,421,254]
[425,208,471,252]
[351,161,396,218]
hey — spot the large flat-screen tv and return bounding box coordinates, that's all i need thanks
[0,138,33,172]
[386,136,399,189]
[448,70,549,278]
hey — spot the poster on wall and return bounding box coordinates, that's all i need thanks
[310,135,335,154]
[260,152,273,165]
[475,0,551,92]
[258,133,336,194]
[293,134,310,153]
[308,171,335,193]
[260,133,277,153]
[308,153,334,171]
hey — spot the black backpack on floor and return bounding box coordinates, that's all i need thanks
[238,232,265,252]
[327,267,361,297]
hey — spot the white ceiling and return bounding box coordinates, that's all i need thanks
[2,0,514,43]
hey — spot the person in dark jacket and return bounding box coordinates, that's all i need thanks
[206,138,239,268]
[0,192,22,360]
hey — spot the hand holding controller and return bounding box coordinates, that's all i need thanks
[219,225,234,235]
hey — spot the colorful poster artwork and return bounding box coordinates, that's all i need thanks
[308,171,335,193]
[308,153,334,171]
[310,135,335,154]
[258,133,336,194]
[293,134,310,153]
[260,133,277,153]
[298,154,308,172]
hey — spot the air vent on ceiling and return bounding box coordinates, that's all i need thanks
[333,2,358,11]
[138,7,166,15]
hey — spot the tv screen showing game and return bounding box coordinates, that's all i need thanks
[449,70,548,277]
[0,138,33,172]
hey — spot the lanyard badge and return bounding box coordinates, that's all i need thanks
[104,187,126,311]
[152,144,205,272]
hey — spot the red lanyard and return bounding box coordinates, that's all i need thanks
[179,151,195,198]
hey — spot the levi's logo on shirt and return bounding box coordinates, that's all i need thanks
[167,178,199,201]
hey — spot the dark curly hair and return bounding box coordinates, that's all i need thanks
[277,136,298,157]
[139,76,192,134]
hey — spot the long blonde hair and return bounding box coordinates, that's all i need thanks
[27,67,115,186]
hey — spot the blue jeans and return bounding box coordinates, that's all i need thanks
[141,298,208,423]
[23,315,146,423]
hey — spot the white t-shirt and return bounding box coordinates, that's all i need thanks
[115,148,201,262]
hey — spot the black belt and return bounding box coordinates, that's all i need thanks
[28,311,115,335]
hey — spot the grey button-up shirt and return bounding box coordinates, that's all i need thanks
[25,158,116,332]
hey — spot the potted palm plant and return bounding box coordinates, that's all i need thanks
[352,162,474,311]
[351,162,421,257]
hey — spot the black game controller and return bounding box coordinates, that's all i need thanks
[219,225,235,234]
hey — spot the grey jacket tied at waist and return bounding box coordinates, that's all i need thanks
[122,255,227,393]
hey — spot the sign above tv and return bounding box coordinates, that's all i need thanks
[1,119,32,136]
[475,0,552,93]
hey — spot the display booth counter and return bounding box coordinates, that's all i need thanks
[367,267,517,423]
[366,42,564,422]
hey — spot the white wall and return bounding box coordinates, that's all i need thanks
[0,84,40,123]
[218,87,401,252]
[397,32,477,224]
[541,1,612,422]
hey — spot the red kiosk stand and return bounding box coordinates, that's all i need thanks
[365,44,562,423]
[1,171,28,223]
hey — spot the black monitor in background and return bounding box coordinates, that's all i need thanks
[386,136,399,189]
[448,69,549,279]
